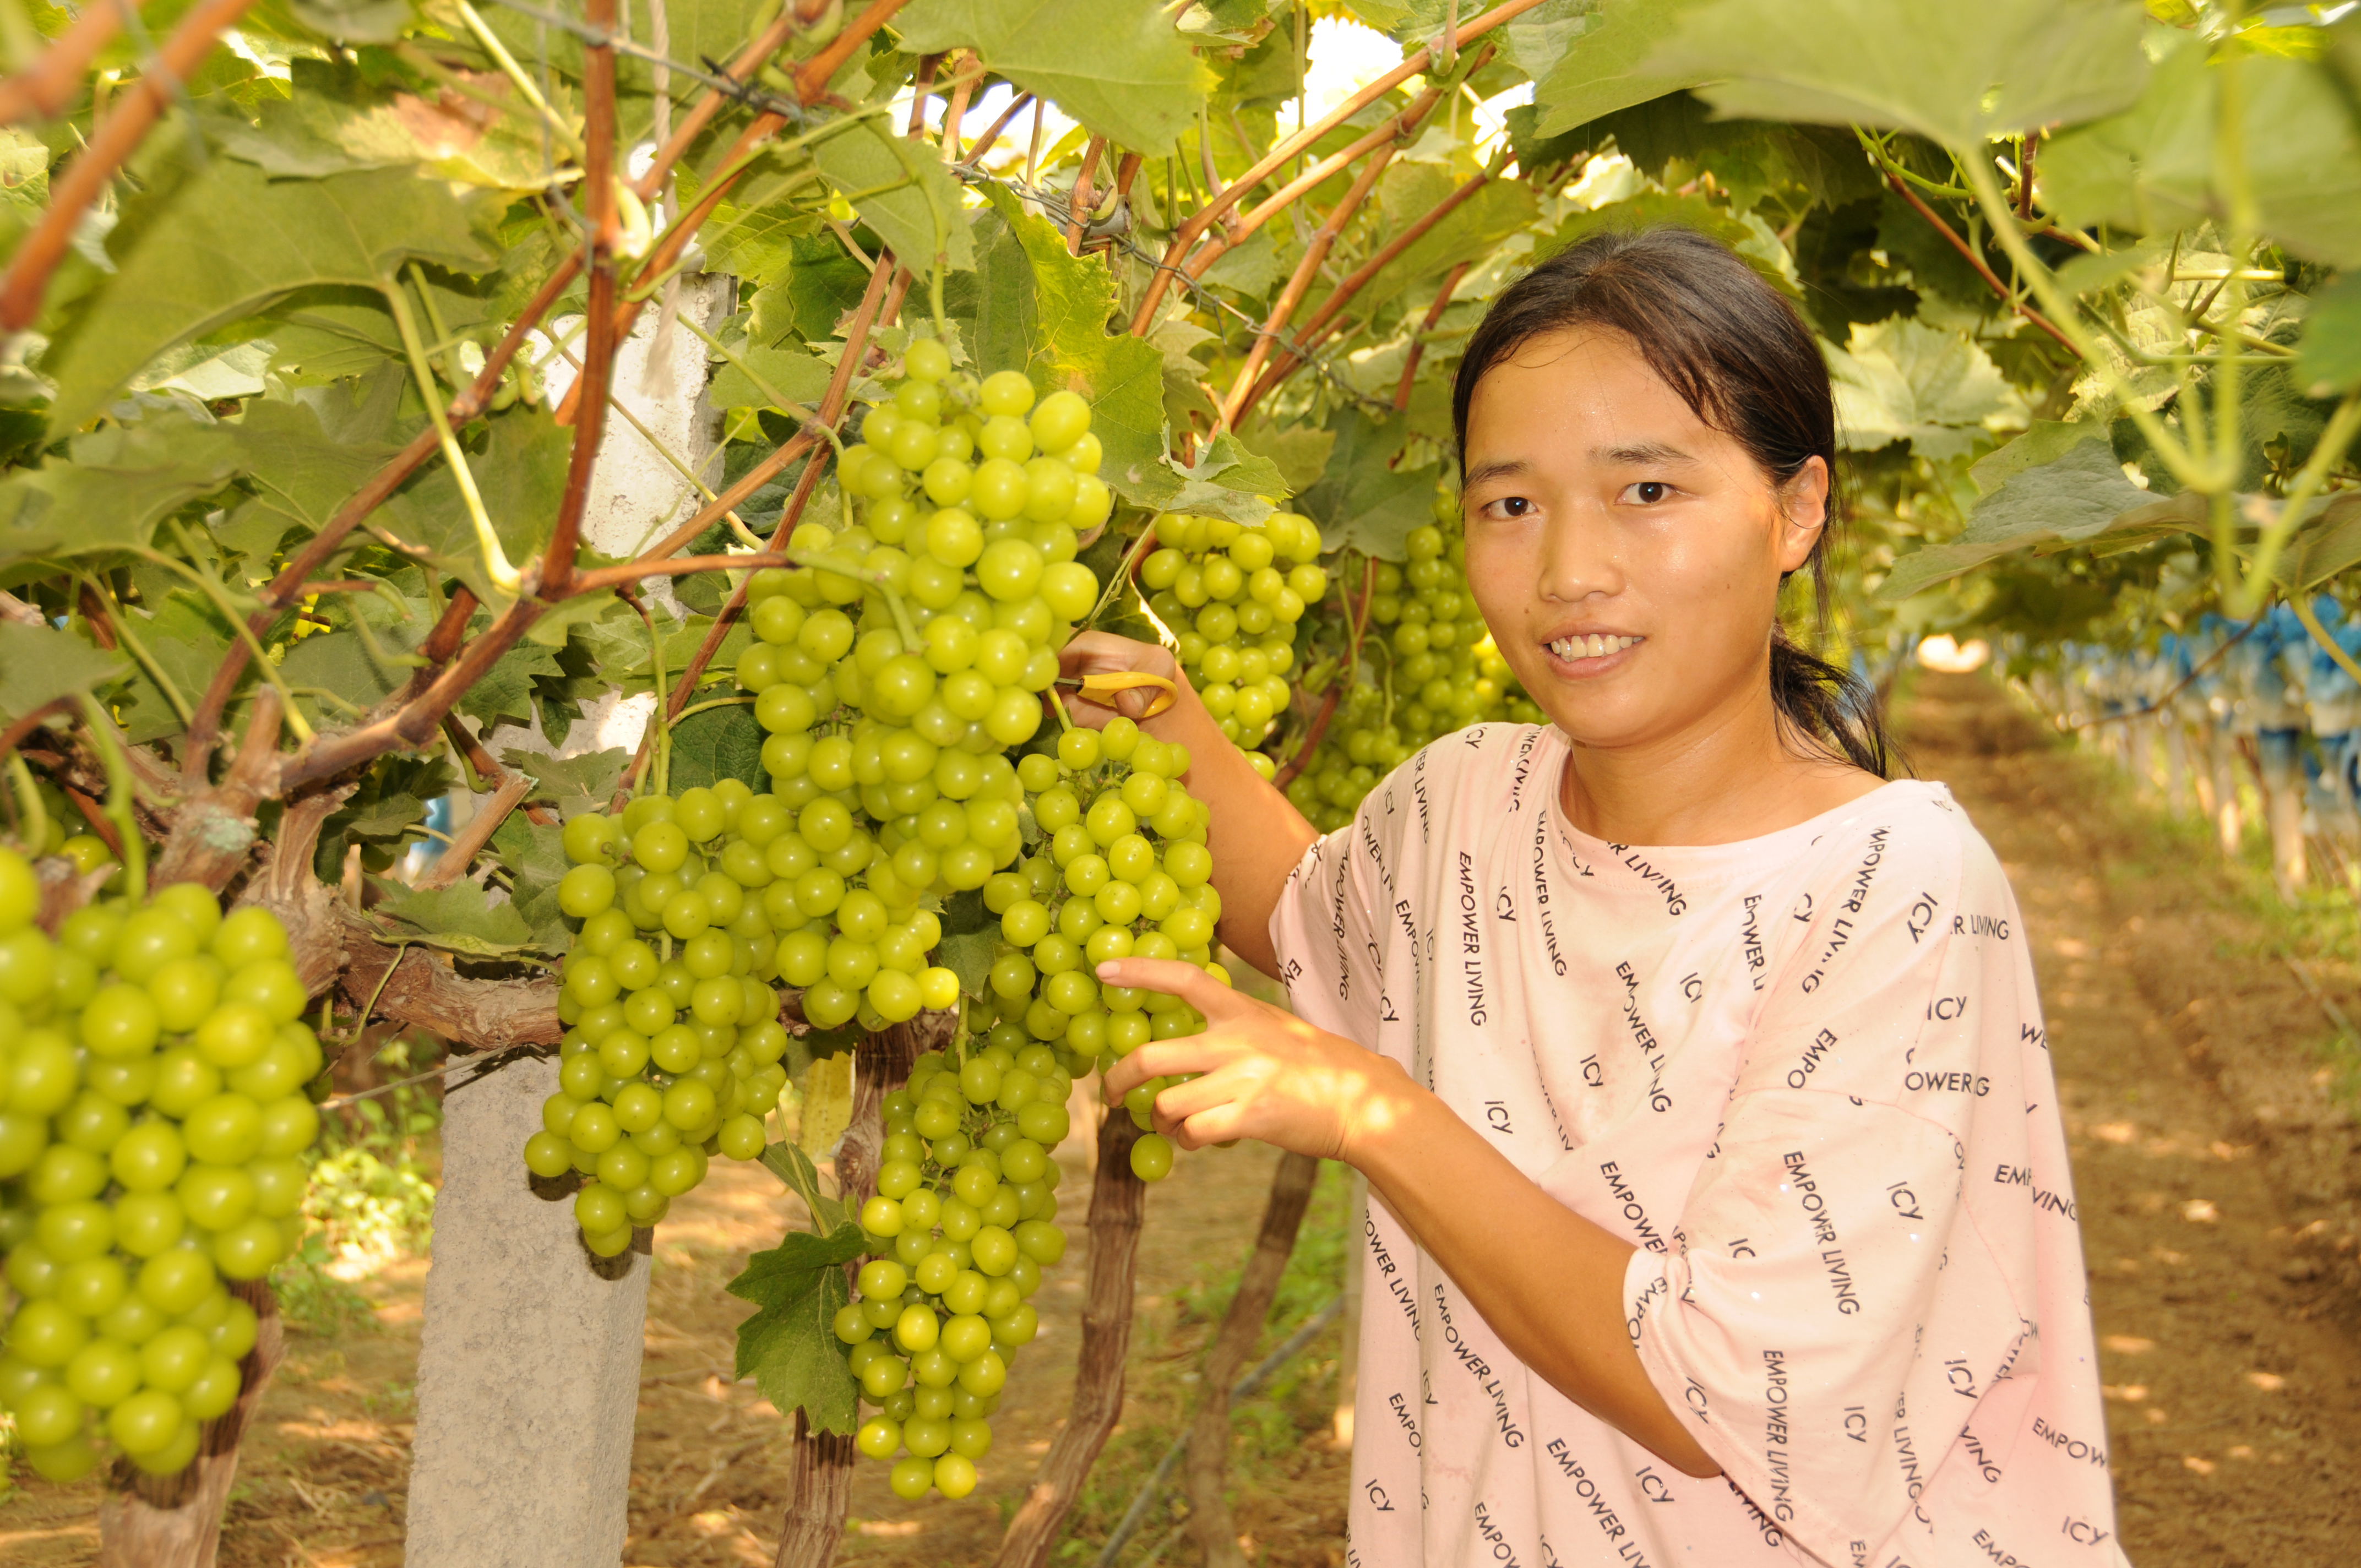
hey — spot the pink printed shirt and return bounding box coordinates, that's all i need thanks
[1270,724,2126,1568]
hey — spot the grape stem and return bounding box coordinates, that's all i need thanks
[77,693,147,902]
[671,695,758,726]
[622,588,674,796]
[4,753,48,853]
[1081,520,1163,634]
[349,939,411,1041]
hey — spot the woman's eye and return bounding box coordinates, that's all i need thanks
[1622,481,1672,505]
[1484,496,1533,520]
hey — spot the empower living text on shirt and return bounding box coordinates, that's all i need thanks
[1271,725,2126,1568]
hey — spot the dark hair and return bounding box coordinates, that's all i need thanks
[1450,225,1893,778]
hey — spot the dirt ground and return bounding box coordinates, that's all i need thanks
[4,668,2359,1565]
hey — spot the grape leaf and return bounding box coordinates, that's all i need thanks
[376,404,575,608]
[1825,318,2021,463]
[960,210,1038,379]
[1178,0,1274,45]
[2297,274,2361,399]
[1190,432,1291,500]
[759,1141,848,1232]
[1876,439,2163,601]
[797,1052,856,1158]
[115,591,233,742]
[1642,0,2151,150]
[489,812,574,951]
[0,621,128,722]
[0,412,240,574]
[1519,0,1709,141]
[1357,177,1535,307]
[977,185,1169,507]
[43,156,499,433]
[2043,38,2361,269]
[452,639,564,733]
[727,1221,866,1434]
[505,746,630,810]
[694,150,824,288]
[279,590,434,729]
[1968,419,2112,496]
[895,0,1213,154]
[938,929,997,998]
[810,117,975,277]
[1200,228,1282,300]
[372,879,545,957]
[667,700,768,793]
[709,342,836,414]
[205,58,553,189]
[1232,416,1336,494]
[221,394,406,546]
[1297,408,1435,561]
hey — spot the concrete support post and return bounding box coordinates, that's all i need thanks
[404,1055,649,1568]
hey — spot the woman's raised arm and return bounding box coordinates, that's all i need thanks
[1056,631,1318,978]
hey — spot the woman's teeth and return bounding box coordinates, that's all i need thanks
[1549,634,1642,663]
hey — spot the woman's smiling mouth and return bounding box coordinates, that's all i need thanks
[1546,632,1645,669]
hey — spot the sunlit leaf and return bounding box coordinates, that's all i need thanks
[896,0,1215,154]
[1827,318,2023,462]
[2043,36,2361,268]
[1519,0,1707,140]
[1644,0,2151,148]
[810,117,975,277]
[43,153,499,433]
[2297,274,2361,398]
[976,185,1169,506]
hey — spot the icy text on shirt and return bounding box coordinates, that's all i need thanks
[1271,724,2126,1568]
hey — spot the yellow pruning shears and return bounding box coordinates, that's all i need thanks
[1054,671,1180,720]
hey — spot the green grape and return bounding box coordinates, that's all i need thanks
[0,846,37,933]
[1129,1133,1175,1182]
[0,892,312,1482]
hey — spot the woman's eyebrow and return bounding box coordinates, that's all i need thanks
[1462,458,1528,487]
[1596,439,1699,466]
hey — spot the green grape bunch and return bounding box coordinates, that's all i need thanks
[736,348,1109,1030]
[1286,490,1542,832]
[527,779,931,1255]
[1136,511,1328,759]
[0,848,320,1484]
[982,714,1230,1186]
[835,1039,1073,1501]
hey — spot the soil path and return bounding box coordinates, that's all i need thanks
[1903,671,2361,1566]
[3,671,2358,1564]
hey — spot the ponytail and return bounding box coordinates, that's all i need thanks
[1770,624,1892,778]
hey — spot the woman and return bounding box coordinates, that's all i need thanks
[1064,227,2124,1568]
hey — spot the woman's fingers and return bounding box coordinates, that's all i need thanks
[1095,957,1242,1017]
[1144,1063,1238,1125]
[1103,1036,1229,1099]
[1170,1103,1250,1152]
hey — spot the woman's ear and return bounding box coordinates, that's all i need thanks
[1774,456,1830,573]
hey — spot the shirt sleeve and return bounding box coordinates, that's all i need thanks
[1267,816,1386,1048]
[1624,814,2032,1565]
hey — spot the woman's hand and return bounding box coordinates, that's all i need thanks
[1057,630,1189,730]
[1097,957,1416,1161]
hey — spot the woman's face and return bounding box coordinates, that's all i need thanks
[1460,328,1827,754]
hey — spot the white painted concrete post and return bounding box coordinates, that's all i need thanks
[405,1055,649,1567]
[407,277,730,1564]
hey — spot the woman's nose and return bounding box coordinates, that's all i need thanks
[1536,502,1620,603]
